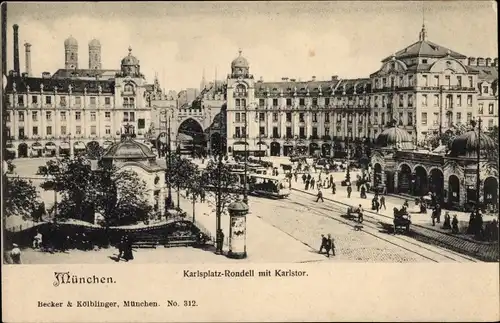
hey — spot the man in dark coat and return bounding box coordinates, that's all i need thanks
[331,182,336,195]
[319,234,327,254]
[316,189,324,203]
[325,234,333,257]
[347,184,352,198]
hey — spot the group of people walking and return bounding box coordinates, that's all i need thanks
[319,234,336,257]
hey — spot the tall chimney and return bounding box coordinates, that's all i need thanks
[13,24,20,74]
[24,42,31,76]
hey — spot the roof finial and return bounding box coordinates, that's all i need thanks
[419,3,427,41]
[128,46,132,55]
[238,48,242,56]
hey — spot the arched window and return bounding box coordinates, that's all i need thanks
[124,84,134,93]
[235,84,247,96]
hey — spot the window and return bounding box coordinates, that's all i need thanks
[32,126,38,136]
[325,98,330,106]
[272,99,278,106]
[105,126,111,135]
[61,126,67,135]
[235,113,240,122]
[45,96,52,104]
[299,98,305,106]
[75,97,81,105]
[488,119,494,129]
[374,96,378,107]
[235,99,241,107]
[105,112,111,120]
[18,95,24,106]
[422,75,428,86]
[60,96,66,106]
[483,86,489,95]
[130,112,135,122]
[434,75,439,86]
[32,111,38,121]
[124,84,134,93]
[123,112,129,122]
[478,103,484,114]
[60,111,66,121]
[408,95,413,107]
[32,95,38,104]
[467,95,472,106]
[325,113,330,123]
[18,111,24,121]
[75,112,81,120]
[456,112,462,124]
[457,76,462,87]
[235,84,246,96]
[272,113,278,122]
[299,113,305,122]
[421,112,427,125]
[299,127,305,138]
[286,127,292,138]
[382,96,386,107]
[399,112,405,125]
[312,98,318,106]
[90,111,96,121]
[488,104,494,115]
[433,112,439,125]
[399,76,404,86]
[259,99,265,107]
[468,76,473,88]
[105,97,111,105]
[259,112,265,121]
[272,127,279,138]
[46,126,52,136]
[445,75,450,84]
[312,127,318,137]
[90,97,96,105]
[382,78,387,86]
[259,126,265,136]
[399,94,404,106]
[286,113,292,122]
[324,127,330,135]
[241,113,246,122]
[18,127,24,138]
[76,126,82,135]
[467,112,472,123]
[433,94,439,106]
[408,75,414,86]
[46,111,52,121]
[242,127,246,137]
[90,126,97,135]
[381,112,385,125]
[337,114,342,122]
[286,98,292,106]
[422,59,428,64]
[408,112,413,126]
[138,119,145,129]
[373,112,378,124]
[312,113,318,122]
[457,95,462,106]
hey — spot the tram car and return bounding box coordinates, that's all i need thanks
[393,207,411,234]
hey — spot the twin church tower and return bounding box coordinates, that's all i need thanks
[63,36,101,70]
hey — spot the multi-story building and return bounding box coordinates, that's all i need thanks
[4,29,154,158]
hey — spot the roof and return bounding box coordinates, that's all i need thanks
[382,39,467,62]
[374,127,414,150]
[448,130,497,158]
[254,78,371,97]
[101,136,156,160]
[5,75,115,94]
[52,69,120,80]
[231,50,249,69]
[468,66,499,83]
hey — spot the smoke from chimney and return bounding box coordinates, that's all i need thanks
[24,43,32,76]
[13,24,20,74]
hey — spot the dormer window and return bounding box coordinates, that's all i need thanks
[422,59,428,64]
[483,86,488,94]
[124,84,134,93]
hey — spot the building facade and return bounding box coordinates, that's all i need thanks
[5,33,153,158]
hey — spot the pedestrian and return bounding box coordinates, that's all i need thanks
[380,195,386,210]
[331,182,336,195]
[316,189,324,203]
[357,204,364,223]
[317,181,323,190]
[325,234,332,257]
[307,173,311,182]
[330,236,336,256]
[435,203,441,224]
[10,243,22,264]
[294,173,298,182]
[451,214,459,234]
[117,235,126,261]
[310,178,315,189]
[123,235,134,261]
[347,184,352,198]
[360,185,366,199]
[442,212,452,230]
[302,173,307,184]
[305,179,310,191]
[33,230,43,249]
[319,234,326,254]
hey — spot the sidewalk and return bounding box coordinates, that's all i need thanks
[176,192,326,263]
[293,185,499,262]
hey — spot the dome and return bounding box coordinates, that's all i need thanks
[374,127,414,149]
[64,36,78,47]
[89,39,101,47]
[448,130,497,158]
[227,200,249,213]
[102,137,156,161]
[231,50,249,69]
[121,46,139,66]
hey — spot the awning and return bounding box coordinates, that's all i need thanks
[60,142,70,149]
[45,144,57,150]
[74,142,86,150]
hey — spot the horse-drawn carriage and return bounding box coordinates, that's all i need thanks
[393,207,411,233]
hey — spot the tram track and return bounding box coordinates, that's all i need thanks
[252,193,477,263]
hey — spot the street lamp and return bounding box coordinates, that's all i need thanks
[242,103,248,205]
[165,110,173,209]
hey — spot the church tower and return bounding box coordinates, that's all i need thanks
[64,36,79,69]
[88,39,102,69]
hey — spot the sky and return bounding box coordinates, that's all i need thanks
[5,1,498,92]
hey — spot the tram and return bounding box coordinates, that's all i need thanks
[247,174,291,199]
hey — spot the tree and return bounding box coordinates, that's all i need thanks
[3,174,40,220]
[420,123,469,150]
[38,156,151,226]
[202,159,239,216]
[168,154,198,210]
